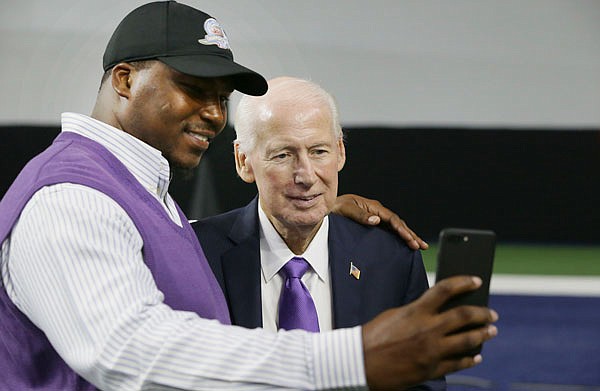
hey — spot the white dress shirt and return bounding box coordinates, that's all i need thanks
[258,202,333,332]
[0,112,367,390]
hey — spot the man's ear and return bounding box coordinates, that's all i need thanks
[337,137,346,172]
[234,143,255,183]
[110,63,134,99]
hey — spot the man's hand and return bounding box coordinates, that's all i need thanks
[362,276,499,390]
[332,194,428,250]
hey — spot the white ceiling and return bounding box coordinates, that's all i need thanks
[1,0,599,127]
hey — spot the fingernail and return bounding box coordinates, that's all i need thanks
[490,309,499,322]
[473,354,483,364]
[367,216,379,224]
[488,325,498,337]
[472,276,482,286]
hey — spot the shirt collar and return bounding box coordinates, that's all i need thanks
[60,112,172,200]
[258,200,329,283]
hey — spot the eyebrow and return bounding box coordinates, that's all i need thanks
[265,140,334,153]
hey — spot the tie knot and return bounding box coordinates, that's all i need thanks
[281,257,310,279]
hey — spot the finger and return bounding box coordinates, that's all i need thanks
[391,220,429,250]
[364,208,424,250]
[439,305,499,334]
[415,237,429,250]
[367,215,381,225]
[390,221,421,251]
[419,276,483,309]
[333,195,378,225]
[367,200,394,221]
[400,225,428,250]
[375,211,429,251]
[432,354,484,379]
[348,195,427,250]
[348,196,379,224]
[440,323,498,358]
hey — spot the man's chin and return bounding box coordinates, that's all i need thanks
[288,214,327,231]
[170,154,204,180]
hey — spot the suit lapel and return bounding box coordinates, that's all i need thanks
[221,198,263,329]
[221,206,369,330]
[328,215,364,329]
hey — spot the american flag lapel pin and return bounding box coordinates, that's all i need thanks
[349,261,361,280]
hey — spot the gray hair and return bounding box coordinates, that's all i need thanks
[234,76,343,154]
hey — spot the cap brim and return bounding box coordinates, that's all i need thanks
[158,55,267,96]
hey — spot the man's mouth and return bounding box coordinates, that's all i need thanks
[293,194,318,201]
[187,132,210,142]
[185,130,212,149]
[288,194,322,207]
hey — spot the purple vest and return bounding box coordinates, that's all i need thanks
[0,132,230,390]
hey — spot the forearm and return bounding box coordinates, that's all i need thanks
[88,302,365,390]
[6,185,366,390]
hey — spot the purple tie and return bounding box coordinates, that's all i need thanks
[278,257,320,332]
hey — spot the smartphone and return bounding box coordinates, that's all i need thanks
[435,228,496,354]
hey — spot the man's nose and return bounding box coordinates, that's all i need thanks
[199,97,226,128]
[293,155,317,186]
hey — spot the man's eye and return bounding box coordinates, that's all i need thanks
[272,153,288,160]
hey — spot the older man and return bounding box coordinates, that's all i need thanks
[194,77,444,390]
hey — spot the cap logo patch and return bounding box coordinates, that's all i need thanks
[198,18,230,49]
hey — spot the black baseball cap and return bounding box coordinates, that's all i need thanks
[103,1,267,96]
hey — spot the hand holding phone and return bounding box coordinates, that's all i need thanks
[435,228,496,355]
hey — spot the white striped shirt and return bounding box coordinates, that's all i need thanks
[0,113,367,390]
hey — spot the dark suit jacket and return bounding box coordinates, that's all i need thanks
[192,197,445,390]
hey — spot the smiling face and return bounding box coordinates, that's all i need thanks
[236,97,346,244]
[114,60,233,170]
